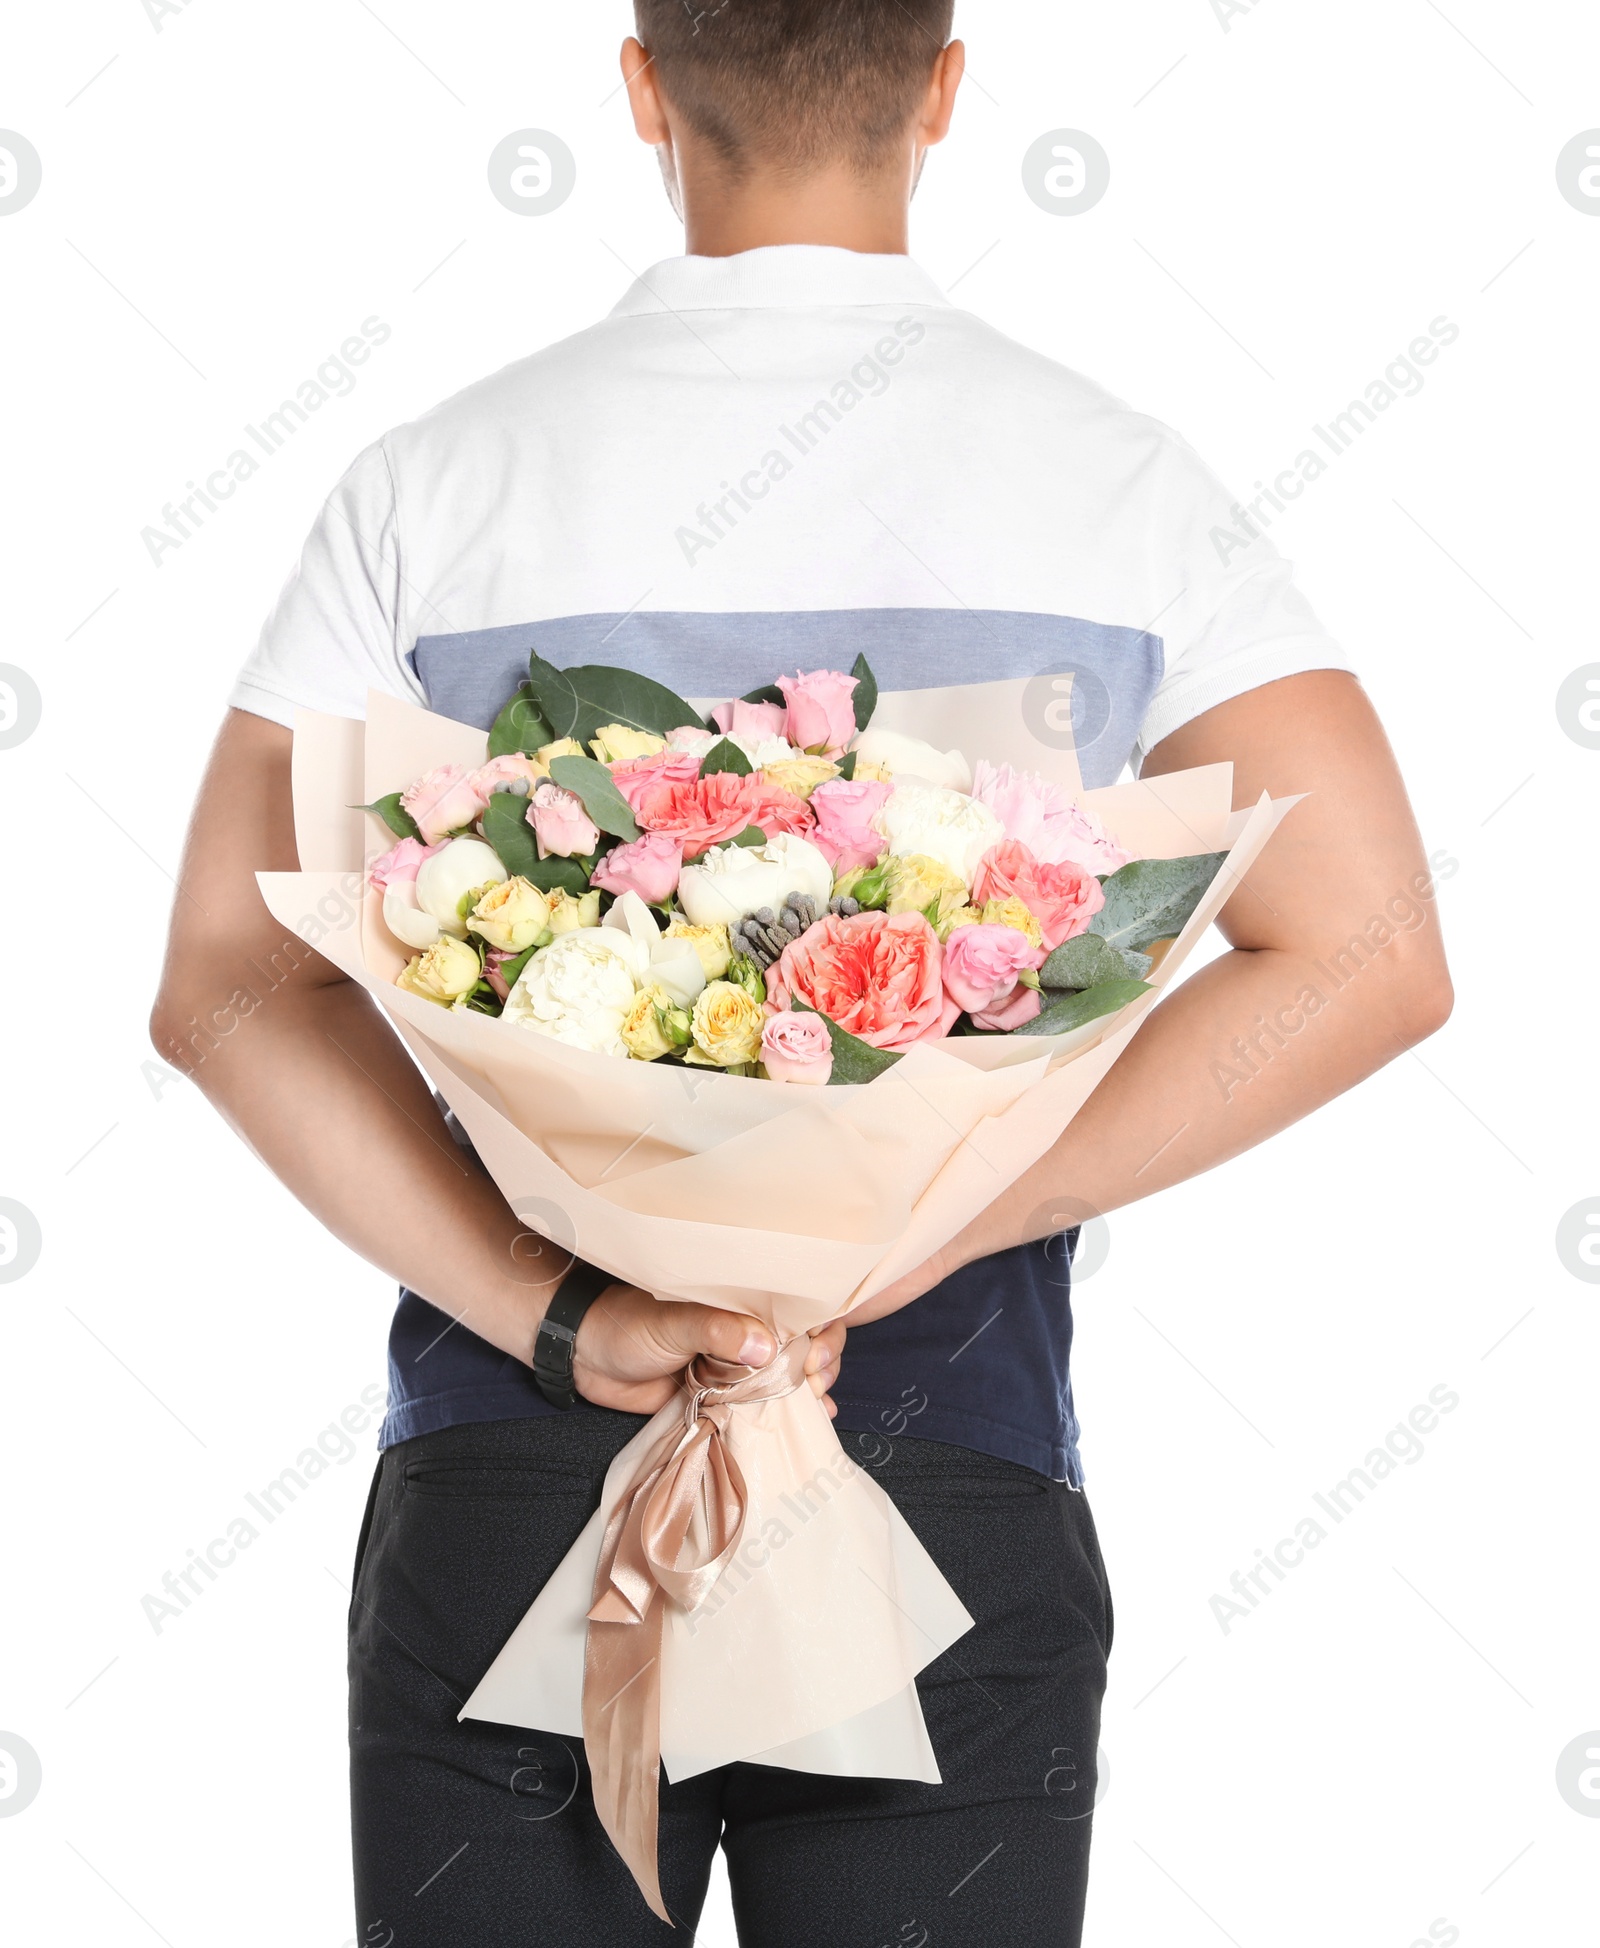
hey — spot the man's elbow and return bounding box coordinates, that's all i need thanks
[1388,961,1454,1049]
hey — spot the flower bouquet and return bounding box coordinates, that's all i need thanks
[260,650,1296,1921]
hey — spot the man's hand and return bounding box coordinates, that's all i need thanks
[575,1285,848,1418]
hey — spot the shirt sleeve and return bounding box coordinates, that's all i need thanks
[1133,433,1352,768]
[229,439,424,728]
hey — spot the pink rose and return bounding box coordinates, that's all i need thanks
[401,763,491,845]
[971,840,1105,951]
[777,669,858,757]
[760,1011,834,1085]
[971,983,1043,1033]
[589,831,684,904]
[470,753,545,798]
[368,835,447,890]
[712,698,789,744]
[611,747,703,812]
[629,771,815,860]
[809,776,892,873]
[765,910,956,1051]
[970,761,1130,873]
[528,782,601,859]
[941,922,1045,1016]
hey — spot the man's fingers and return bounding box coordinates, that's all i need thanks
[656,1301,774,1369]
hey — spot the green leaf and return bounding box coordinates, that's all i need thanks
[698,737,753,779]
[1089,853,1227,955]
[527,854,598,897]
[498,942,541,990]
[1011,979,1152,1037]
[835,750,857,782]
[1039,932,1152,992]
[793,1000,905,1085]
[740,684,787,708]
[488,681,554,758]
[729,825,768,848]
[527,652,701,746]
[547,755,641,841]
[354,793,419,841]
[480,790,540,878]
[850,653,878,732]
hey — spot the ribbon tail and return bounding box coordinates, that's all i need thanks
[583,1600,672,1925]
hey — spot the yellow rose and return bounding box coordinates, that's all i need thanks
[467,875,552,953]
[590,724,667,764]
[396,935,481,1006]
[853,758,893,784]
[544,887,602,934]
[663,919,733,981]
[980,895,1043,948]
[934,900,983,942]
[533,737,585,774]
[759,756,838,800]
[688,980,765,1067]
[885,852,967,917]
[621,984,692,1061]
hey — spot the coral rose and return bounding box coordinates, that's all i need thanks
[971,840,1105,951]
[765,910,955,1051]
[629,770,814,860]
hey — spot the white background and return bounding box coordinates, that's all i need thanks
[2,2,1597,1944]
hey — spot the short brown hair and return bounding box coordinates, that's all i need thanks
[634,0,955,175]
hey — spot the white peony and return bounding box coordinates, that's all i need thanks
[875,785,1006,883]
[415,837,507,936]
[849,728,973,794]
[599,889,708,1006]
[501,928,646,1055]
[381,881,444,950]
[676,832,834,927]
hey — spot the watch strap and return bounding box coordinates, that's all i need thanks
[533,1259,612,1409]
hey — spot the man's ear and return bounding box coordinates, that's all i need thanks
[621,37,670,146]
[917,39,965,149]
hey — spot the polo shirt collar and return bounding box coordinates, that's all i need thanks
[608,244,949,317]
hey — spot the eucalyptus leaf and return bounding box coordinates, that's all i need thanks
[1039,932,1152,992]
[487,682,554,758]
[1089,853,1227,954]
[729,825,768,848]
[354,794,420,841]
[1011,978,1152,1037]
[850,652,878,732]
[793,1000,905,1085]
[698,737,753,779]
[527,652,700,746]
[480,790,540,878]
[547,755,641,841]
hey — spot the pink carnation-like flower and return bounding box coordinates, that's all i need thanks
[765,910,956,1051]
[628,771,814,860]
[777,669,858,757]
[941,922,1045,1020]
[589,831,684,904]
[808,776,892,873]
[760,1011,834,1085]
[611,747,703,812]
[368,835,447,890]
[969,761,1130,874]
[971,840,1105,952]
[470,753,546,798]
[401,763,491,845]
[971,983,1043,1033]
[711,697,789,744]
[528,782,601,859]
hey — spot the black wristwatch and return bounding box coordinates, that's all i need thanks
[533,1259,612,1409]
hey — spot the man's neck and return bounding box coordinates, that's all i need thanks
[679,160,913,259]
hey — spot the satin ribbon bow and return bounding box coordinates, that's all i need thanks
[582,1335,813,1923]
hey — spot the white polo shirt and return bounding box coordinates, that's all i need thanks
[235,244,1346,787]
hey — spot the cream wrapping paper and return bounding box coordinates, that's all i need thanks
[262,687,1296,1920]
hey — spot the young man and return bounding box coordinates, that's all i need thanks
[152,4,1452,1943]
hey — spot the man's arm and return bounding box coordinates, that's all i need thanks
[853,671,1453,1321]
[150,710,844,1411]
